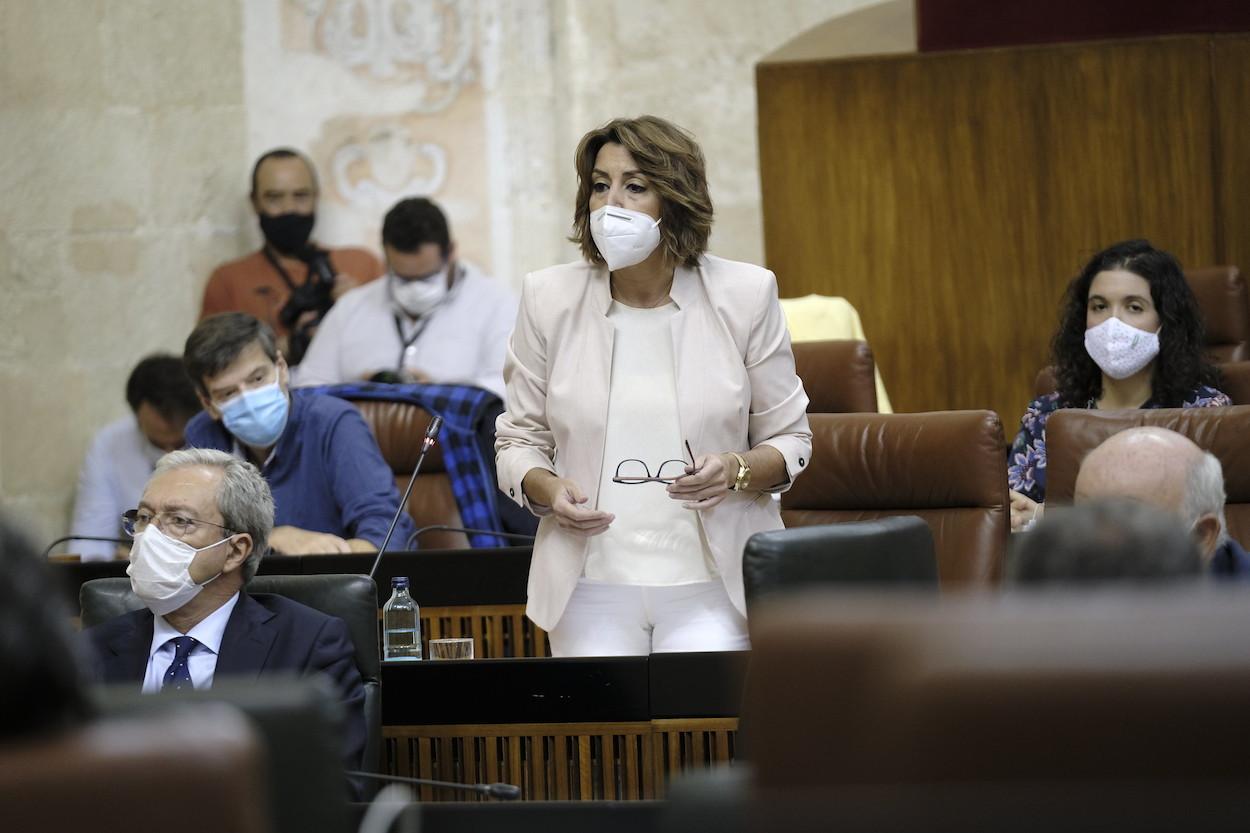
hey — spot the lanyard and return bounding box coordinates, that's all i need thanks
[393,313,434,371]
[261,246,300,291]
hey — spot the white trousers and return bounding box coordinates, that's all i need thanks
[546,579,750,657]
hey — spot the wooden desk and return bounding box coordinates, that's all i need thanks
[381,652,748,801]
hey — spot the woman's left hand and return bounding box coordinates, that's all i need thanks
[667,453,734,510]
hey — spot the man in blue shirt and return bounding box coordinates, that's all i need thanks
[1074,427,1250,578]
[183,312,415,555]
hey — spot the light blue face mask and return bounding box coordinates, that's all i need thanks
[220,380,289,448]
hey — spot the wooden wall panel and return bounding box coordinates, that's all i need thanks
[1213,35,1250,277]
[758,36,1228,429]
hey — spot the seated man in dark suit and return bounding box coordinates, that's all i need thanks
[1074,426,1250,577]
[82,448,366,788]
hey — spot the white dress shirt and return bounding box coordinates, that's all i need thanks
[295,262,518,399]
[70,414,164,561]
[141,592,240,693]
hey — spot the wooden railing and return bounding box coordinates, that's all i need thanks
[384,717,738,801]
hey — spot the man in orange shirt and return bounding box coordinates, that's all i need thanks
[200,148,384,363]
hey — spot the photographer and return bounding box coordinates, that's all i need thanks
[200,148,384,363]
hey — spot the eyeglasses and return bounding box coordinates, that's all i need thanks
[612,441,697,485]
[122,509,236,540]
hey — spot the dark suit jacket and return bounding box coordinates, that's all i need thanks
[84,592,366,782]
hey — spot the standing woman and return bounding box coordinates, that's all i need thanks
[1008,239,1231,531]
[496,116,812,656]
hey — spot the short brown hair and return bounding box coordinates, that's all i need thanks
[184,313,279,396]
[570,115,713,268]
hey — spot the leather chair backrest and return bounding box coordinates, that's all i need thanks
[80,574,382,779]
[1187,266,1250,362]
[1043,405,1250,545]
[1218,361,1250,405]
[744,588,1250,791]
[0,704,269,833]
[791,340,878,413]
[1034,365,1059,399]
[95,680,350,833]
[780,411,1007,585]
[350,398,468,550]
[743,517,937,608]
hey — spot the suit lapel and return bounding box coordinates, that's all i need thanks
[103,611,154,686]
[214,592,278,680]
[582,272,615,508]
[669,265,708,455]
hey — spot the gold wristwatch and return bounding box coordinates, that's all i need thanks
[728,452,751,492]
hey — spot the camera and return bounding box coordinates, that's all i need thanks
[279,249,336,365]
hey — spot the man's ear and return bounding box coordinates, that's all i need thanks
[276,354,290,388]
[1193,514,1222,561]
[222,533,253,575]
[197,388,221,421]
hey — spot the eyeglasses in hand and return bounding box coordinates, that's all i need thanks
[612,441,698,485]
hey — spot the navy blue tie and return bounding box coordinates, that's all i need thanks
[162,635,199,691]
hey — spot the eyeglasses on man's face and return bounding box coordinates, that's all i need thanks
[612,441,697,485]
[122,509,235,540]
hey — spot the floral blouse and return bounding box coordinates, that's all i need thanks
[1007,386,1232,503]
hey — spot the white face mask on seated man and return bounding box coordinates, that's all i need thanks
[127,523,234,617]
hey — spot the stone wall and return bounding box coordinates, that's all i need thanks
[0,0,895,546]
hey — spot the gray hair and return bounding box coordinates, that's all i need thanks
[1182,451,1228,548]
[1009,498,1203,585]
[154,448,274,582]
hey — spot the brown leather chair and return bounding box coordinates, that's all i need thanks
[1218,361,1250,405]
[1188,266,1250,362]
[780,411,1007,585]
[738,588,1250,832]
[791,339,879,413]
[350,398,468,550]
[1044,405,1250,545]
[0,704,270,833]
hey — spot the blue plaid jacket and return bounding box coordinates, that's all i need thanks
[303,383,507,549]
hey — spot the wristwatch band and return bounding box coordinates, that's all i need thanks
[729,452,751,492]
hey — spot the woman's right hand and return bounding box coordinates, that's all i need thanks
[524,471,615,537]
[1009,490,1044,533]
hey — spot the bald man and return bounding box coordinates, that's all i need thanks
[1074,427,1249,576]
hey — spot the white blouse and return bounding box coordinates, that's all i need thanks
[582,300,717,585]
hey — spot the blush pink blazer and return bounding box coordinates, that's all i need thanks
[495,255,812,631]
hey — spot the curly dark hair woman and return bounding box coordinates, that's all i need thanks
[1007,239,1230,532]
[1052,239,1220,408]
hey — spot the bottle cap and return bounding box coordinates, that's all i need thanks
[391,576,410,588]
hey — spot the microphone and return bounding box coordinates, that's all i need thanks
[407,525,535,549]
[368,415,443,580]
[41,535,130,560]
[347,770,521,800]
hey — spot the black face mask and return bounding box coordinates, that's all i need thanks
[259,212,315,256]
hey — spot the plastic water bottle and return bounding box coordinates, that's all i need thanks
[382,576,422,661]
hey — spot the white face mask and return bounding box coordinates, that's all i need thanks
[127,525,230,617]
[390,268,448,318]
[590,205,662,271]
[1084,316,1161,380]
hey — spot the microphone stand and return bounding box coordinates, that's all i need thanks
[348,770,521,800]
[368,415,443,580]
[41,535,131,560]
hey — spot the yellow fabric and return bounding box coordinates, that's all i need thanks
[779,294,894,413]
